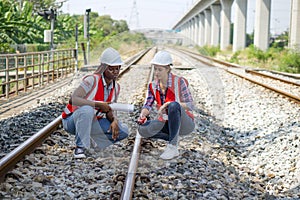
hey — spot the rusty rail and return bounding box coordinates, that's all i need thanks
[121,54,155,199]
[0,116,62,182]
[179,47,300,105]
[227,69,300,104]
[245,69,300,87]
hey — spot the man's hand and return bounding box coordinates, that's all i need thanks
[109,120,119,141]
[95,101,111,113]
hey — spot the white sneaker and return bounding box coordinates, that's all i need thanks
[160,144,179,160]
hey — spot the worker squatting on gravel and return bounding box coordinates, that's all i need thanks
[61,47,129,158]
[137,50,195,160]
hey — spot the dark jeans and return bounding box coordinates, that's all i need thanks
[138,102,195,145]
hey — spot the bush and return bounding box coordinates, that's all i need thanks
[278,50,300,73]
[198,45,220,57]
[229,50,241,64]
[246,45,273,63]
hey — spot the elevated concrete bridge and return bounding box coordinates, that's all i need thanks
[172,0,300,51]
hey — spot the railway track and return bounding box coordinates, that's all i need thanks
[178,48,300,104]
[1,46,299,199]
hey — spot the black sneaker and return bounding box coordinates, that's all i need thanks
[74,147,86,159]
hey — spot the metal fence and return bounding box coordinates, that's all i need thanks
[0,49,76,99]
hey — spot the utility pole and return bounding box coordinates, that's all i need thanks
[50,9,55,52]
[75,24,79,72]
[84,9,91,65]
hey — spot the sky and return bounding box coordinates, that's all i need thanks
[60,0,291,34]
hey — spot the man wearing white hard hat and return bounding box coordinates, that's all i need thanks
[62,47,129,158]
[137,50,195,160]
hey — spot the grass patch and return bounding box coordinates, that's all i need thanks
[199,44,300,73]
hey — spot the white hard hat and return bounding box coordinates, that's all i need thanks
[150,50,173,66]
[100,47,123,66]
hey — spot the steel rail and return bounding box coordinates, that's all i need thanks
[0,116,62,182]
[245,69,300,87]
[121,52,155,200]
[268,70,300,79]
[227,69,300,104]
[178,47,300,104]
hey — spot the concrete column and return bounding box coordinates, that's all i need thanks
[184,23,188,45]
[192,18,196,44]
[289,0,300,49]
[204,9,212,45]
[190,19,194,44]
[186,21,190,45]
[186,22,190,43]
[195,15,200,45]
[220,0,234,50]
[254,0,271,51]
[199,13,205,46]
[184,23,188,38]
[211,4,221,47]
[189,20,193,44]
[183,23,188,45]
[233,0,248,52]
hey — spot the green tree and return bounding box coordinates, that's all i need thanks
[20,0,58,11]
[92,15,129,37]
[0,0,45,51]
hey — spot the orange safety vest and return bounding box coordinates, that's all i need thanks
[149,73,194,120]
[61,74,119,119]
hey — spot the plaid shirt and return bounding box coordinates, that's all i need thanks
[143,73,194,111]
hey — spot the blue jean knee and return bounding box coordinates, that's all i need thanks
[99,118,128,142]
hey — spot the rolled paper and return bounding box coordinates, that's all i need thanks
[109,103,134,112]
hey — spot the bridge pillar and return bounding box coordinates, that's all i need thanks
[199,13,205,46]
[195,15,200,45]
[233,0,248,52]
[254,0,271,51]
[191,18,196,44]
[182,22,188,45]
[289,0,300,50]
[190,18,194,44]
[181,23,187,45]
[220,0,234,50]
[183,23,187,39]
[211,4,221,47]
[204,9,212,45]
[188,20,192,45]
